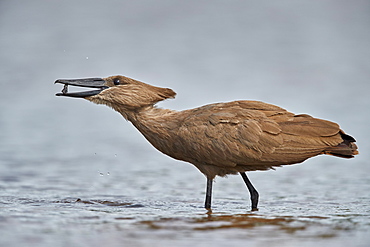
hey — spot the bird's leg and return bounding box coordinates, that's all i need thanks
[240,172,259,211]
[204,178,213,210]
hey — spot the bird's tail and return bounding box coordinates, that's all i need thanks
[322,131,359,158]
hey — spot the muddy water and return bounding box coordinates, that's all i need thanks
[1,0,370,246]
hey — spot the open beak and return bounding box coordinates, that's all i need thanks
[55,78,108,98]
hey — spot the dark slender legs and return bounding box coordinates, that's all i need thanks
[204,173,259,211]
[205,178,213,209]
[240,172,259,211]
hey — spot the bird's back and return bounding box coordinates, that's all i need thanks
[165,100,358,178]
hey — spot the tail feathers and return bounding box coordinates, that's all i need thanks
[323,131,359,158]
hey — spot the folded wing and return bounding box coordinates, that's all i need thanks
[175,101,356,176]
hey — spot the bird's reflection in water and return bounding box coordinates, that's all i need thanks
[139,213,343,238]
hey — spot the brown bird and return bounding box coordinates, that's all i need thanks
[55,75,358,211]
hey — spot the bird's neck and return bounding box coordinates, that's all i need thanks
[120,105,183,155]
[125,105,178,125]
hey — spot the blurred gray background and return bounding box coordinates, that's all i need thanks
[0,0,368,163]
[0,1,369,246]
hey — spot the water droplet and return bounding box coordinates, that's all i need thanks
[86,56,89,60]
[107,172,110,176]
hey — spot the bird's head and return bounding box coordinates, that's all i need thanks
[55,75,176,113]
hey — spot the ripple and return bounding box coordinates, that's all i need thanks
[53,198,145,208]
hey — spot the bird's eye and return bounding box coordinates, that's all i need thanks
[113,78,120,85]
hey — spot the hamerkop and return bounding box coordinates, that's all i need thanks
[55,75,358,211]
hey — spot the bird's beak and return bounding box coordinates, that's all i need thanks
[55,78,108,98]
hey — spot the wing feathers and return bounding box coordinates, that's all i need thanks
[280,114,339,137]
[176,100,346,174]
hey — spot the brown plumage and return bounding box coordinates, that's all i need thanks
[55,75,359,211]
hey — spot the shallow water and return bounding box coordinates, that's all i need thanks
[1,0,370,246]
[1,154,369,246]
